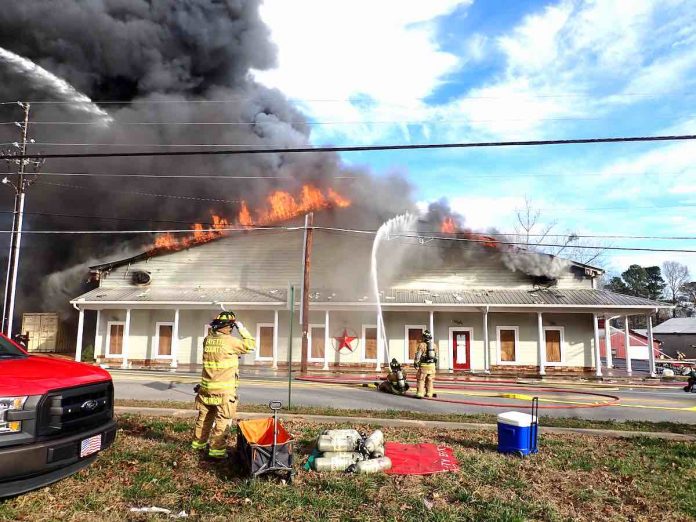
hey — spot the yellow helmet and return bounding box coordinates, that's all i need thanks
[211,311,236,331]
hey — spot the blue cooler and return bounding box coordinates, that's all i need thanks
[497,411,538,456]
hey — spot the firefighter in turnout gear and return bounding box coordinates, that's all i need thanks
[191,311,255,458]
[378,358,410,395]
[414,330,437,398]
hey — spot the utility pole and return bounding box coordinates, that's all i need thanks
[299,212,314,373]
[2,102,41,336]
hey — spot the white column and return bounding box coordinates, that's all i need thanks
[75,306,85,363]
[429,310,436,369]
[323,310,330,370]
[483,308,490,373]
[94,309,101,361]
[375,313,383,372]
[624,316,632,375]
[593,313,602,377]
[272,309,279,370]
[537,312,546,376]
[647,314,656,377]
[121,308,131,369]
[170,308,179,370]
[604,315,613,370]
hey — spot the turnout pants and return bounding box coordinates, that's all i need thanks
[192,394,237,457]
[416,363,436,398]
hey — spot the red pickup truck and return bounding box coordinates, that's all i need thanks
[0,334,116,498]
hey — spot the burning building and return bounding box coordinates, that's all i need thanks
[70,195,669,376]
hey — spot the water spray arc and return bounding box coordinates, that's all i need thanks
[370,213,417,371]
[0,47,112,123]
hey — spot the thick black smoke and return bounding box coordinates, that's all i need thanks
[0,0,416,323]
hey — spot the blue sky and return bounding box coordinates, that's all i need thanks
[254,0,696,278]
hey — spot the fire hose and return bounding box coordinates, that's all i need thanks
[295,375,621,409]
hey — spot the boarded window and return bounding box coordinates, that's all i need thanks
[109,324,124,355]
[408,328,423,360]
[311,327,325,359]
[500,329,516,362]
[259,326,274,358]
[157,324,173,356]
[364,327,377,360]
[545,329,561,363]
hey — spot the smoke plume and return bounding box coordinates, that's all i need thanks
[0,1,567,325]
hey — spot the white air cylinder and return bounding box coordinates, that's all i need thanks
[317,435,359,452]
[355,456,392,474]
[364,430,384,453]
[321,451,364,461]
[313,455,356,472]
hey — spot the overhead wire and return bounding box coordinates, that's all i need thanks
[1,210,695,241]
[0,91,693,105]
[2,134,695,160]
[1,224,696,253]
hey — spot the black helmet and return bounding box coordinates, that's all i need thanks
[422,330,432,342]
[210,311,236,332]
[390,358,401,371]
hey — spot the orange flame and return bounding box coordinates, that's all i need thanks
[440,217,456,234]
[150,184,351,252]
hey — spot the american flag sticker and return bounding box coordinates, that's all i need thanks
[80,434,102,457]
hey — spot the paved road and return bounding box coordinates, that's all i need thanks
[111,370,696,424]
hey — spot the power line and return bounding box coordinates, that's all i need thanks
[0,91,692,105]
[35,171,357,180]
[34,180,243,204]
[22,169,695,181]
[30,179,696,211]
[0,116,612,126]
[2,224,696,253]
[3,134,695,160]
[4,210,696,240]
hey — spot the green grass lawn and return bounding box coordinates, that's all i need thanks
[1,414,695,521]
[116,399,696,436]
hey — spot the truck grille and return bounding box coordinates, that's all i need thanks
[37,382,113,438]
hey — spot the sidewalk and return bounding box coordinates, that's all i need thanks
[115,406,696,442]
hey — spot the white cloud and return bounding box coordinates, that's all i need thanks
[254,0,468,144]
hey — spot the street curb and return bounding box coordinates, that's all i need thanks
[115,406,696,442]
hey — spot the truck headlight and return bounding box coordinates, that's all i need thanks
[0,396,27,434]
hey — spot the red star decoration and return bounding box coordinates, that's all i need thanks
[335,329,357,352]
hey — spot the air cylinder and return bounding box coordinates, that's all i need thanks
[355,456,392,474]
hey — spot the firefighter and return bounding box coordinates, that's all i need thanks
[378,358,410,395]
[191,311,255,459]
[414,330,437,399]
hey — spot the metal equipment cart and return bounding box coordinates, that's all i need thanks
[237,401,294,482]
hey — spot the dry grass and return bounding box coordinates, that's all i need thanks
[1,414,695,521]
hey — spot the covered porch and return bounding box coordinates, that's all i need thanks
[70,287,669,377]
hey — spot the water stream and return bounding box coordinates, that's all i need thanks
[370,213,417,367]
[0,47,112,123]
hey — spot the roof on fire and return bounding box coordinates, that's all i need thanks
[72,286,669,309]
[87,228,605,275]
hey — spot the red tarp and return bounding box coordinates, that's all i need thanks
[384,442,459,475]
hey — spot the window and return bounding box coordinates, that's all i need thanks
[256,323,274,361]
[362,325,378,361]
[497,327,518,363]
[544,327,564,364]
[404,325,426,362]
[309,325,325,361]
[106,322,125,357]
[155,322,173,358]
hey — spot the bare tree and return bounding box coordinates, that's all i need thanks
[512,196,609,267]
[662,261,690,316]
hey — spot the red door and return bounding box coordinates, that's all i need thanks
[452,330,471,370]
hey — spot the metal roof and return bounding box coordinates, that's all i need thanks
[652,318,696,334]
[72,286,668,309]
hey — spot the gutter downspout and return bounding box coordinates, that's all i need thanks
[73,302,85,363]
